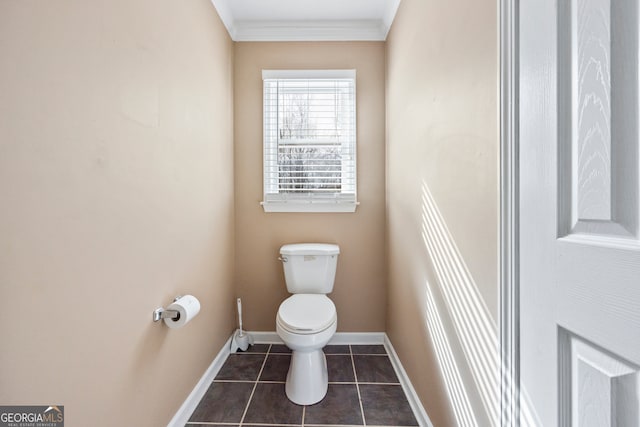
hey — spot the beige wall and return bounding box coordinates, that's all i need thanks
[386,0,499,426]
[0,1,235,426]
[234,42,387,332]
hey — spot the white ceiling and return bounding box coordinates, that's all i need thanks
[210,0,402,42]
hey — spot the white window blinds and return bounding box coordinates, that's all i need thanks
[262,70,357,213]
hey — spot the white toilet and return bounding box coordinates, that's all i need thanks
[276,243,339,405]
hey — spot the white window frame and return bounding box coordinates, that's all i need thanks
[261,69,358,213]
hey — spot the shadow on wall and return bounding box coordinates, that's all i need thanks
[420,180,541,427]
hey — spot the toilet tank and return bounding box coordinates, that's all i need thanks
[280,243,340,294]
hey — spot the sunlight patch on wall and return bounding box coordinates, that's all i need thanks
[420,179,542,427]
[420,179,500,426]
[425,281,479,426]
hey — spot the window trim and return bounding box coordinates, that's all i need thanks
[261,69,358,213]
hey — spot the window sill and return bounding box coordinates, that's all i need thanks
[261,201,358,213]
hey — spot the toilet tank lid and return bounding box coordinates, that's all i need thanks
[280,243,340,256]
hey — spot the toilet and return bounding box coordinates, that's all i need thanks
[276,243,339,405]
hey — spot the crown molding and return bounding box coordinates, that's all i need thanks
[210,0,236,39]
[381,0,401,39]
[232,20,388,42]
[210,0,401,42]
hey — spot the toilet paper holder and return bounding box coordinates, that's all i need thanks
[153,296,183,322]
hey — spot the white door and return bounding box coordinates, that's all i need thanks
[519,0,640,426]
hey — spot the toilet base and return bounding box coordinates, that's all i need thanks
[285,349,328,405]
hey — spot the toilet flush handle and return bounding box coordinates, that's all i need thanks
[278,256,288,262]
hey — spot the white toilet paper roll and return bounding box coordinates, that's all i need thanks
[164,295,201,329]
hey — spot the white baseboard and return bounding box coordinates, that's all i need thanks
[329,331,385,345]
[384,334,434,427]
[168,332,432,427]
[245,331,283,344]
[167,335,232,427]
[247,331,386,345]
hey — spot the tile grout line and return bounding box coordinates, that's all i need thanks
[200,345,407,427]
[238,344,272,426]
[349,345,367,426]
[356,382,401,386]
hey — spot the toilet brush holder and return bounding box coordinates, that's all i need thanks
[230,298,253,352]
[231,328,254,352]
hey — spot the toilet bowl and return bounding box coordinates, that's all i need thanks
[276,294,337,405]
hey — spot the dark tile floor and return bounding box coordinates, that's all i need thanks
[186,344,419,427]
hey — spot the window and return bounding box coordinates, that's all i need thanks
[262,70,357,213]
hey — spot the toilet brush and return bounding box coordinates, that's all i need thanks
[231,298,253,352]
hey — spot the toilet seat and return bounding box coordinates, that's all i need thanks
[277,294,336,335]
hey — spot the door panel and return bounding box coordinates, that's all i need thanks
[520,0,640,425]
[559,330,640,426]
[557,0,639,239]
